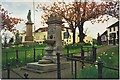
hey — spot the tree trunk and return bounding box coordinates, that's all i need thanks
[73,28,76,44]
[78,23,85,43]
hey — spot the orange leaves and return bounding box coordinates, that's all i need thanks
[1,4,24,33]
[58,2,62,4]
[37,0,118,28]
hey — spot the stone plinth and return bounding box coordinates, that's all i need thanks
[23,22,36,46]
[23,41,37,46]
[25,36,33,41]
[38,60,53,64]
[25,22,34,41]
[21,62,70,73]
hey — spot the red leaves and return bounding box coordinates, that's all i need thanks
[1,5,24,33]
[1,8,4,11]
[37,0,118,29]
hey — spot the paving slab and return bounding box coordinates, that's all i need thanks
[2,61,83,79]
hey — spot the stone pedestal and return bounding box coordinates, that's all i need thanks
[25,22,34,41]
[42,14,64,63]
[23,22,36,46]
[21,61,70,73]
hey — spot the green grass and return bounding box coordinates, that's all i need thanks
[97,46,119,67]
[2,44,46,69]
[2,43,105,69]
[77,46,119,79]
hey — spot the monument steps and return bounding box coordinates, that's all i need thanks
[21,62,70,73]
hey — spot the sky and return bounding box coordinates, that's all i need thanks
[0,0,118,39]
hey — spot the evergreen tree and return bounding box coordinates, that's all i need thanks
[97,33,101,45]
[9,37,14,44]
[15,30,21,45]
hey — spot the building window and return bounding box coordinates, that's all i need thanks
[36,36,39,40]
[113,27,115,31]
[109,40,112,44]
[44,35,46,40]
[110,28,111,32]
[69,40,71,42]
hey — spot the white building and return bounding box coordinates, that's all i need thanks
[107,21,119,45]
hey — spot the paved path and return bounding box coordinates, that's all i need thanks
[2,45,117,79]
[2,61,83,79]
[96,45,117,53]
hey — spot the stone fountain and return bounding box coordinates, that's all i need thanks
[21,14,69,73]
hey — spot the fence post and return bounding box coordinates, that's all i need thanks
[6,52,8,68]
[87,47,89,56]
[92,46,94,53]
[98,60,103,79]
[81,46,83,51]
[81,50,84,69]
[75,61,77,79]
[24,73,28,79]
[42,49,44,57]
[34,48,36,62]
[71,54,73,76]
[56,53,61,79]
[25,50,27,64]
[7,63,10,79]
[67,46,69,61]
[81,49,84,60]
[93,47,97,62]
[16,49,18,63]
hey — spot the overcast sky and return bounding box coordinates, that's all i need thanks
[0,0,118,39]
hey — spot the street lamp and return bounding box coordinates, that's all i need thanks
[33,0,36,42]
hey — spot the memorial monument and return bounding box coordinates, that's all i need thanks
[23,10,35,46]
[42,14,65,63]
[21,14,69,73]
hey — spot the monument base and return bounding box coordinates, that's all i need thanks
[42,56,67,63]
[23,41,38,46]
[25,36,33,41]
[21,60,70,73]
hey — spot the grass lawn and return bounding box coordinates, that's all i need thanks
[2,44,105,69]
[77,46,119,79]
[2,45,46,69]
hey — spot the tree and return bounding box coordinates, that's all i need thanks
[0,4,24,34]
[93,38,97,45]
[97,33,101,45]
[15,30,21,45]
[2,31,10,45]
[37,0,119,44]
[9,37,14,44]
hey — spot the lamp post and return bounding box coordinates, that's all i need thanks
[33,0,36,42]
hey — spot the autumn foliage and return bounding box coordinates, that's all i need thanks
[37,0,118,25]
[37,0,119,43]
[0,4,24,34]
